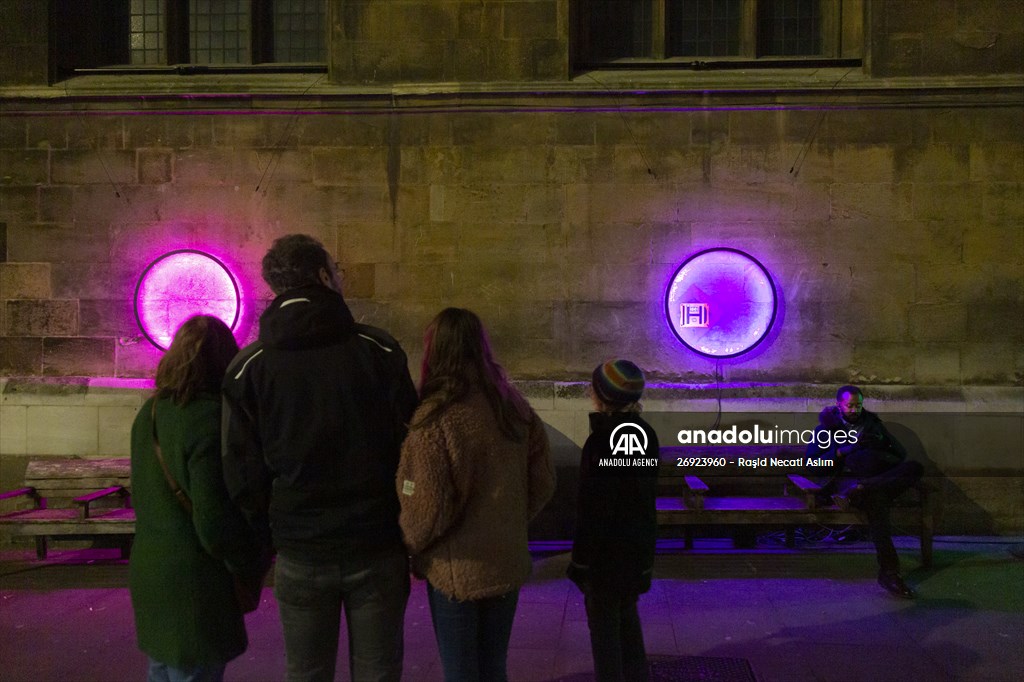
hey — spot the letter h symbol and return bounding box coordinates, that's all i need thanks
[681,303,709,328]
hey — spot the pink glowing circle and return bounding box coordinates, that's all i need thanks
[134,250,240,350]
[665,248,778,359]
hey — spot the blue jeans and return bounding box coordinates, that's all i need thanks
[274,548,410,682]
[426,583,519,682]
[147,659,225,682]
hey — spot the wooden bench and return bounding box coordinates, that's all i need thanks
[655,446,934,568]
[0,457,135,559]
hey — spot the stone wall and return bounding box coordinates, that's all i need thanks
[867,0,1024,76]
[329,0,568,83]
[1,89,1022,384]
[0,0,1021,537]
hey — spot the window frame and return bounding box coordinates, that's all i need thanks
[50,0,327,82]
[571,0,863,72]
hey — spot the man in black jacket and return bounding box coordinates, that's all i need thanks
[807,385,923,599]
[223,234,418,682]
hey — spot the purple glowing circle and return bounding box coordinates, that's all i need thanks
[134,250,240,350]
[665,248,778,359]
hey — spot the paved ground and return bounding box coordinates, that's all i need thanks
[1,536,1022,681]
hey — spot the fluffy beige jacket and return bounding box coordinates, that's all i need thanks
[397,390,555,601]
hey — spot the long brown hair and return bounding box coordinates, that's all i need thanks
[154,315,239,405]
[413,308,531,440]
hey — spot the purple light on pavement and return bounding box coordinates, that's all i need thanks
[134,250,241,350]
[665,248,778,359]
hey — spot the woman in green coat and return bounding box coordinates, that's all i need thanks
[129,315,267,682]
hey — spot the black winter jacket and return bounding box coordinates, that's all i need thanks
[567,412,660,595]
[806,405,907,476]
[222,284,418,562]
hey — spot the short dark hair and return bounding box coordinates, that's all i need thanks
[836,385,863,401]
[261,234,331,294]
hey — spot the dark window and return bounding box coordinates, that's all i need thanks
[53,0,325,79]
[573,0,861,69]
[670,0,743,57]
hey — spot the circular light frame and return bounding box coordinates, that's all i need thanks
[664,247,778,359]
[133,249,241,351]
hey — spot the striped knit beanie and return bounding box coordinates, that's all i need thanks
[592,359,645,407]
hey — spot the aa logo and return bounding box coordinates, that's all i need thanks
[609,423,648,456]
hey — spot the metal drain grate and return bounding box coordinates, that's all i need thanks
[650,655,757,682]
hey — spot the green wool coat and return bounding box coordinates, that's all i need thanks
[129,394,264,668]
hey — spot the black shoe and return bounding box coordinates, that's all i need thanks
[878,572,916,599]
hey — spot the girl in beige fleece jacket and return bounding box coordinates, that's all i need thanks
[397,307,555,682]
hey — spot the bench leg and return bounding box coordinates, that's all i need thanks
[684,527,694,550]
[121,537,133,560]
[785,528,796,548]
[35,536,47,560]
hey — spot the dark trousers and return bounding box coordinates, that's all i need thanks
[274,549,409,682]
[426,583,520,682]
[584,590,649,682]
[841,453,924,574]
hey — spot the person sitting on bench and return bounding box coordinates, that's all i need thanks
[807,385,924,599]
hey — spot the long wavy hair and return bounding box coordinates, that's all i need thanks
[413,308,531,440]
[154,315,239,406]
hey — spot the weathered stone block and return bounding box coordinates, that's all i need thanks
[43,337,115,376]
[312,147,386,186]
[337,222,396,263]
[727,110,783,146]
[124,115,193,149]
[0,337,41,374]
[970,144,1024,182]
[6,300,78,336]
[339,262,375,299]
[67,117,124,151]
[114,337,162,378]
[825,110,930,145]
[25,118,69,150]
[966,300,1024,343]
[80,300,136,337]
[962,221,1024,265]
[909,304,967,342]
[915,344,961,384]
[503,2,557,40]
[138,150,172,184]
[0,115,25,149]
[0,150,48,185]
[374,262,448,302]
[51,150,134,185]
[0,186,38,222]
[895,145,971,183]
[912,183,982,221]
[7,223,112,263]
[398,222,458,263]
[849,343,917,383]
[961,343,1021,384]
[982,183,1023,223]
[0,262,50,299]
[457,2,502,39]
[26,405,99,455]
[173,149,263,186]
[0,404,27,455]
[832,145,894,183]
[98,405,137,455]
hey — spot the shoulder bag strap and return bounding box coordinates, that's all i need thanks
[151,399,194,517]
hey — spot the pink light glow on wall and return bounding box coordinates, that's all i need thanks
[665,248,778,359]
[134,250,241,350]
